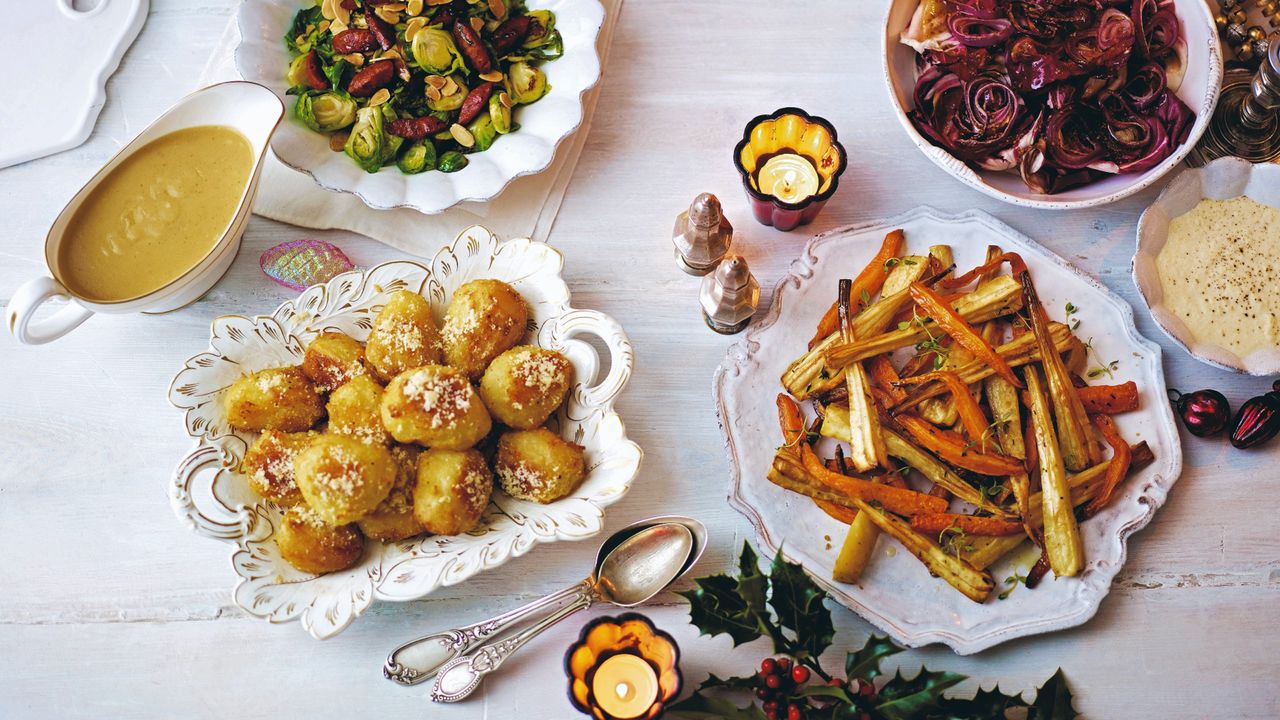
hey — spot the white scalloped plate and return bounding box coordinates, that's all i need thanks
[234,0,603,214]
[1134,157,1280,376]
[168,226,640,639]
[713,206,1183,654]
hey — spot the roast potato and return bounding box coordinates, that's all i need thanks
[276,506,364,574]
[302,332,369,392]
[441,279,528,378]
[380,365,491,449]
[241,429,318,506]
[224,366,324,432]
[293,434,397,524]
[366,290,443,382]
[327,374,390,445]
[413,448,492,535]
[358,445,427,541]
[479,345,573,429]
[494,428,586,504]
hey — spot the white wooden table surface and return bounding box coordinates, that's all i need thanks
[2,1,1278,717]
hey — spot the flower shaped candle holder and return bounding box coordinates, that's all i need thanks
[733,108,848,231]
[565,613,681,720]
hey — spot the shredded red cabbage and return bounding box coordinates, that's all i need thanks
[908,0,1194,194]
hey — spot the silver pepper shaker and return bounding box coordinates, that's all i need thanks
[700,255,759,335]
[673,193,733,276]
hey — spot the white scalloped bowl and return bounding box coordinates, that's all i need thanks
[1134,157,1280,375]
[168,226,640,639]
[882,0,1222,210]
[235,0,603,214]
[714,207,1183,654]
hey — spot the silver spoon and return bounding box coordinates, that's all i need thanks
[383,516,706,687]
[428,520,698,703]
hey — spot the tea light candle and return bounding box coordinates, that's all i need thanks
[591,654,659,719]
[756,154,820,204]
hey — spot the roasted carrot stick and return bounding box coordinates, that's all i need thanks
[773,445,949,516]
[907,282,1023,389]
[910,513,1025,537]
[777,393,806,448]
[892,370,989,443]
[1085,414,1132,517]
[894,414,1024,476]
[867,354,907,404]
[938,251,1029,290]
[1078,382,1140,415]
[814,499,858,524]
[808,229,905,347]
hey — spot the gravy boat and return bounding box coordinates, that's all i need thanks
[6,81,283,345]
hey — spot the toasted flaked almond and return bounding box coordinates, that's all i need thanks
[406,0,424,15]
[334,1,351,25]
[320,0,336,21]
[427,0,451,5]
[442,76,458,95]
[498,91,512,108]
[368,88,392,106]
[294,34,308,48]
[450,123,475,147]
[329,131,350,152]
[489,0,507,19]
[405,16,427,39]
[426,85,442,101]
[375,7,401,24]
[479,70,504,83]
[342,52,366,67]
[317,19,331,33]
[470,16,484,32]
[379,47,402,60]
[425,74,447,89]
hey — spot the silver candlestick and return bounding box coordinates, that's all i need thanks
[1190,39,1280,164]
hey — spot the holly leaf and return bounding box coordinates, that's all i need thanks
[796,684,857,704]
[667,693,769,720]
[698,673,759,692]
[676,543,774,647]
[931,685,1032,719]
[845,634,904,682]
[767,549,835,659]
[1029,669,1078,720]
[874,668,967,720]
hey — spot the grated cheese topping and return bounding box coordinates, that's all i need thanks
[402,369,470,427]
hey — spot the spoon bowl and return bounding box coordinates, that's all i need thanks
[595,523,694,606]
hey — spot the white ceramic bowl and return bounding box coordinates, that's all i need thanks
[715,207,1183,653]
[168,226,640,639]
[882,0,1222,210]
[235,0,604,214]
[1134,158,1280,375]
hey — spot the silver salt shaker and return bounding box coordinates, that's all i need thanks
[700,255,759,335]
[673,193,733,276]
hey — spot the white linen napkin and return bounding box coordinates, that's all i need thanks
[198,1,621,256]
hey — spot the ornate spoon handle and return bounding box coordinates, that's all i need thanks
[429,589,597,703]
[383,578,592,686]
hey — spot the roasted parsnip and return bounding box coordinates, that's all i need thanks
[1024,365,1083,577]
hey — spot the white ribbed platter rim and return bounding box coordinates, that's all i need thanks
[713,206,1183,654]
[167,225,641,639]
[235,0,604,214]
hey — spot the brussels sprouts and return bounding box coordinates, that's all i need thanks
[380,104,403,161]
[396,140,437,174]
[427,75,469,112]
[488,94,512,134]
[467,114,497,152]
[345,106,389,173]
[286,53,312,88]
[438,150,468,173]
[523,10,557,48]
[295,91,358,132]
[506,62,549,105]
[411,28,466,75]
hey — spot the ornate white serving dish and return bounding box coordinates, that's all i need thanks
[234,0,604,214]
[714,206,1183,654]
[169,226,640,638]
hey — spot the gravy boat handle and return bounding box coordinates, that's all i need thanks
[7,276,93,345]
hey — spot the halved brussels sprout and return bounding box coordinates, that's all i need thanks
[488,94,512,134]
[411,28,466,75]
[345,106,389,173]
[506,62,549,105]
[523,10,557,48]
[397,139,437,174]
[438,150,468,173]
[287,53,313,88]
[427,75,469,112]
[296,91,358,132]
[466,114,497,152]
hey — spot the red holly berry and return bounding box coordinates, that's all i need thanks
[760,658,777,676]
[791,666,811,684]
[764,710,778,720]
[755,687,770,699]
[762,700,779,713]
[777,658,793,673]
[859,680,876,697]
[787,704,804,720]
[765,674,782,690]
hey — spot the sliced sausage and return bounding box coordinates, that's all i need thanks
[365,12,396,51]
[387,116,448,140]
[451,21,493,75]
[347,60,395,97]
[300,51,329,90]
[332,28,379,54]
[457,82,495,126]
[489,15,530,55]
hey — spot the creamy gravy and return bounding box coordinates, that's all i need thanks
[57,125,253,302]
[1157,196,1280,357]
